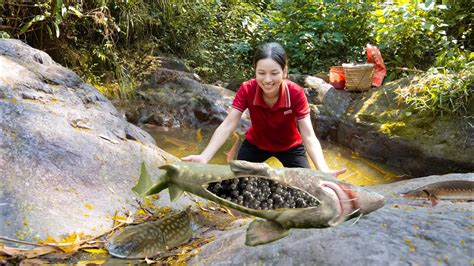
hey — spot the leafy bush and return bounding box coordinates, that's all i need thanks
[182,1,266,82]
[373,3,448,73]
[261,1,374,74]
[396,49,473,116]
[439,0,473,51]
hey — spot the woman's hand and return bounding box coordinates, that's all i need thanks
[181,154,208,163]
[326,168,347,177]
[181,109,242,164]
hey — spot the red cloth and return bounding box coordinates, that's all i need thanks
[232,79,309,152]
[366,44,386,87]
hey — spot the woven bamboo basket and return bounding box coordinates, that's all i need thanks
[342,63,374,91]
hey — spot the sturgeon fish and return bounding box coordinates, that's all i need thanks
[133,160,385,246]
[106,208,192,259]
[401,180,474,206]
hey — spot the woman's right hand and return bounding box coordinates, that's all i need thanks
[181,154,208,163]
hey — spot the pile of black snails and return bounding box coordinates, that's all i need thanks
[206,177,320,210]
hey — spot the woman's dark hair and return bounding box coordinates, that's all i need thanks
[252,42,288,71]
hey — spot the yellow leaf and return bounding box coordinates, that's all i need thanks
[136,209,147,216]
[75,260,107,265]
[84,203,94,210]
[264,157,283,168]
[403,239,416,251]
[57,244,80,253]
[113,215,129,223]
[195,128,202,142]
[82,248,109,254]
[60,232,83,244]
[40,234,58,244]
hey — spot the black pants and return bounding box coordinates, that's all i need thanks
[237,139,310,168]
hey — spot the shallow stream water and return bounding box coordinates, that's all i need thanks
[144,126,406,186]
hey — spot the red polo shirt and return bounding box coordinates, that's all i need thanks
[232,79,310,152]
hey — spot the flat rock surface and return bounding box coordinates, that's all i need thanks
[187,173,473,265]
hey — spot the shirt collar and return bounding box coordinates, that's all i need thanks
[253,80,291,109]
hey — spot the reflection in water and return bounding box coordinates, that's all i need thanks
[144,126,404,186]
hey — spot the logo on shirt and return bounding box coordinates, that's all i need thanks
[283,109,293,115]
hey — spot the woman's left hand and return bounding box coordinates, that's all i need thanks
[326,168,347,177]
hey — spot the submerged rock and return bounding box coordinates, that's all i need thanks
[0,39,177,241]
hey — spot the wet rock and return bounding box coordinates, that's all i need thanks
[188,173,474,265]
[0,39,177,241]
[337,78,474,176]
[122,64,249,130]
[288,74,353,140]
[290,73,473,176]
[226,79,245,92]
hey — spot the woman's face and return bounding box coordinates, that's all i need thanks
[255,58,286,98]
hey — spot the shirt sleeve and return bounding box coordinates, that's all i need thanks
[231,83,248,113]
[294,86,310,120]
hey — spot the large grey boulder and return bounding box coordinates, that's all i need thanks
[299,75,352,140]
[188,173,473,265]
[123,64,249,130]
[291,74,474,177]
[0,39,176,241]
[337,79,474,177]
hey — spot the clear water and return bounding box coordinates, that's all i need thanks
[144,126,405,186]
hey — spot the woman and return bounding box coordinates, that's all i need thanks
[183,42,345,176]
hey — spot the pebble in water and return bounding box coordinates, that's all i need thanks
[206,176,320,210]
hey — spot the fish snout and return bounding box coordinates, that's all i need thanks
[356,188,385,215]
[329,182,385,223]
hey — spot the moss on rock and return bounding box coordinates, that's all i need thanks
[345,76,472,164]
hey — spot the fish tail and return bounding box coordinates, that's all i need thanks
[132,162,169,197]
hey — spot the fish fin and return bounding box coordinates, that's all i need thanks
[132,162,153,196]
[169,184,184,201]
[429,195,439,207]
[245,219,289,246]
[230,160,271,177]
[132,162,170,197]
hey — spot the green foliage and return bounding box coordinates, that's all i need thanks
[439,0,473,51]
[0,0,130,97]
[181,1,266,82]
[263,1,374,74]
[373,3,447,72]
[373,1,473,82]
[396,49,473,116]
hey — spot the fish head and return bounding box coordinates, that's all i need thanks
[106,225,167,259]
[314,175,385,226]
[106,238,141,259]
[266,165,385,227]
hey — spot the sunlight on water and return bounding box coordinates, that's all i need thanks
[144,126,405,186]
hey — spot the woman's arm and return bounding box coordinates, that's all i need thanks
[182,108,243,163]
[298,116,346,176]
